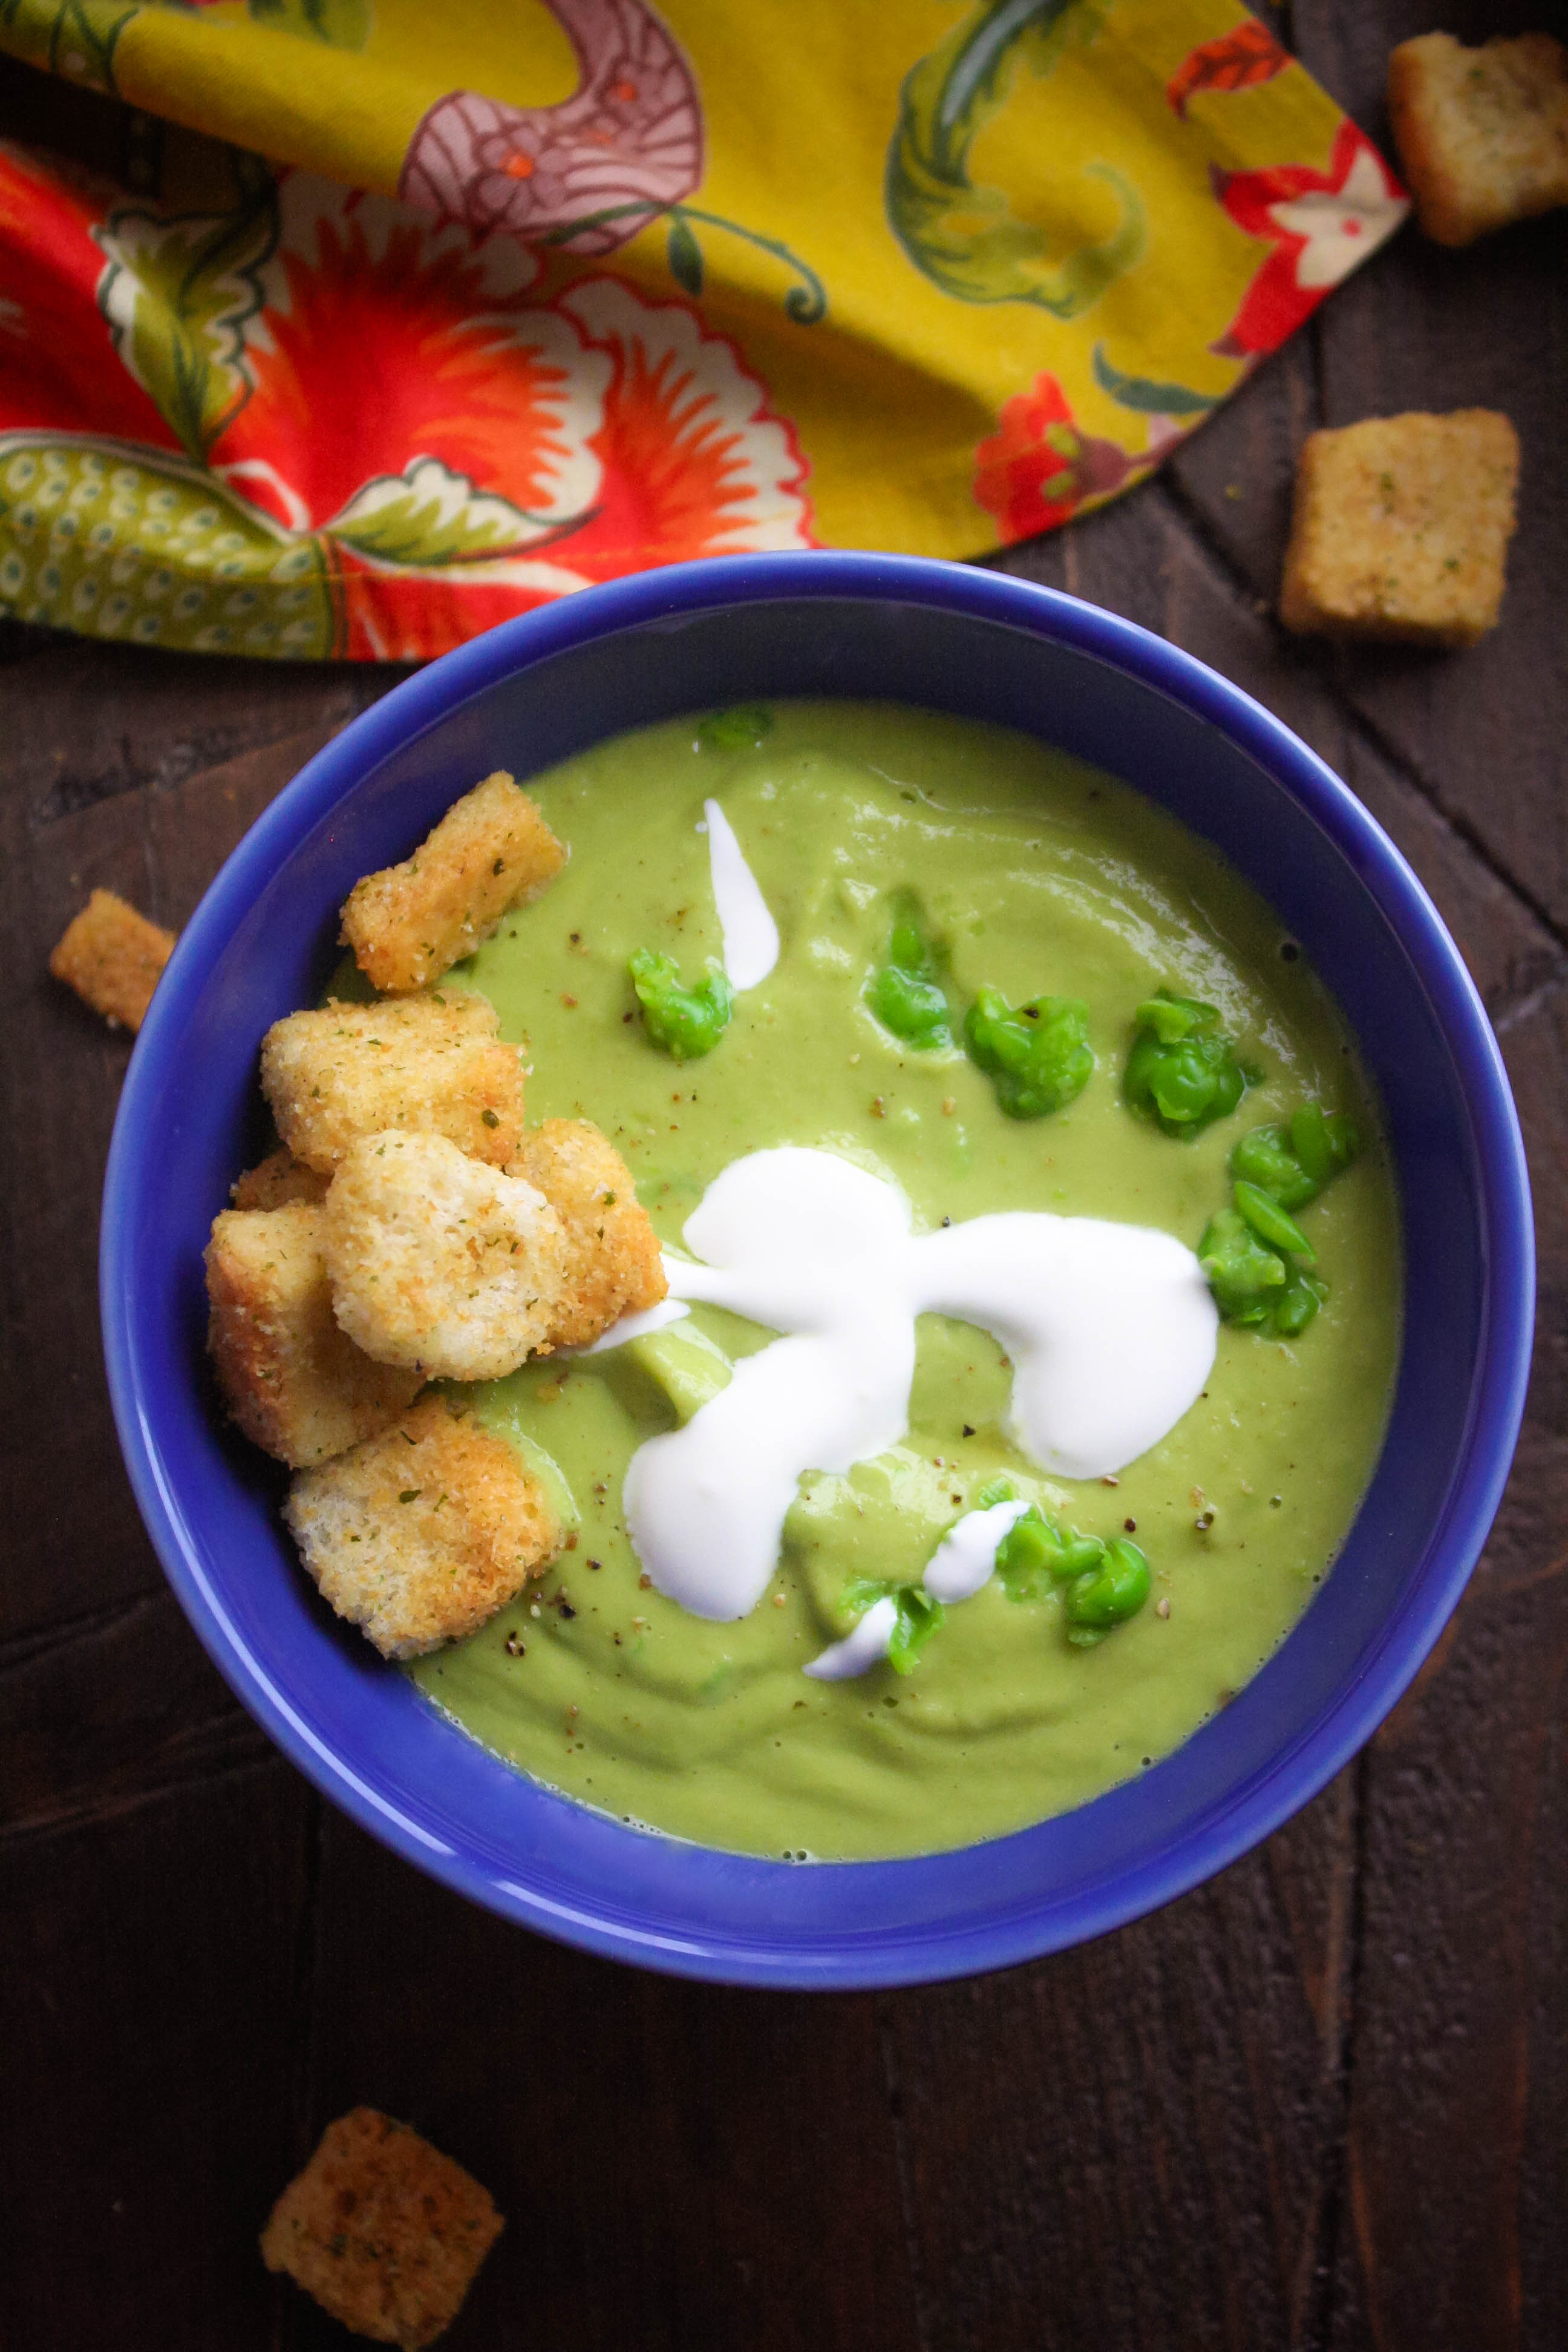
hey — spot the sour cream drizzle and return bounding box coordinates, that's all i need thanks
[703,799,779,988]
[621,1148,1217,1624]
[803,1495,1034,1684]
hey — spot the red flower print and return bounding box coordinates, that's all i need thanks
[1167,22,1289,120]
[1212,120,1407,358]
[0,146,815,662]
[0,146,178,449]
[555,278,814,578]
[212,180,607,538]
[973,373,1138,544]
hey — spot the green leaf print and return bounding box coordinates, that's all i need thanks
[1092,344,1218,417]
[94,157,278,463]
[0,438,335,658]
[884,0,1145,315]
[326,459,587,569]
[0,0,138,94]
[246,0,370,47]
[667,215,705,297]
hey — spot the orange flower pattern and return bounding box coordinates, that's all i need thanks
[0,149,814,660]
[973,372,1148,544]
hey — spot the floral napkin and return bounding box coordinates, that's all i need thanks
[0,0,1406,659]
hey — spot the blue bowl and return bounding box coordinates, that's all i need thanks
[102,553,1534,1988]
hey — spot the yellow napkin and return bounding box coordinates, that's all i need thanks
[0,0,1406,657]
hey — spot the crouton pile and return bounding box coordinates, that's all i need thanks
[261,2106,503,2347]
[206,773,666,1660]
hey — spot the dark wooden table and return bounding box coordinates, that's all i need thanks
[4,8,1565,2345]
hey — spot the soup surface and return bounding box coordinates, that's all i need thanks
[407,702,1401,1857]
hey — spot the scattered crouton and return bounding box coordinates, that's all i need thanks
[230,1147,330,1212]
[260,2106,503,2348]
[260,990,525,1175]
[48,889,174,1031]
[1279,410,1518,646]
[324,1131,569,1380]
[341,772,567,994]
[283,1394,560,1656]
[510,1119,667,1350]
[1388,31,1568,247]
[206,1203,422,1467]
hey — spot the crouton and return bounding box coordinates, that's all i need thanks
[341,771,567,994]
[509,1119,667,1349]
[260,990,525,1174]
[48,888,174,1031]
[283,1394,560,1656]
[206,1203,422,1467]
[1279,410,1518,646]
[230,1147,330,1212]
[260,2106,503,2348]
[1388,32,1568,247]
[324,1131,569,1380]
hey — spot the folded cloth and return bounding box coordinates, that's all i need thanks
[0,0,1406,661]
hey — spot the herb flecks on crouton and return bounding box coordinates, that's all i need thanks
[49,889,174,1031]
[324,1131,569,1380]
[206,1203,423,1468]
[1279,410,1518,647]
[342,771,567,994]
[1389,32,1568,247]
[283,1394,560,1657]
[260,2106,504,2350]
[230,1148,330,1212]
[260,990,525,1174]
[511,1119,668,1350]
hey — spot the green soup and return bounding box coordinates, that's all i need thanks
[408,702,1401,1858]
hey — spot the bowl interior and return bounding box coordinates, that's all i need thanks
[103,563,1532,1986]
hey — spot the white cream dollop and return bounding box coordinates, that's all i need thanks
[621,1148,1217,1624]
[921,1496,1033,1604]
[802,1596,901,1682]
[704,799,779,990]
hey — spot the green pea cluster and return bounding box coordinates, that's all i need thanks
[1123,990,1250,1137]
[979,1477,1151,1648]
[962,987,1094,1119]
[864,889,953,1050]
[863,889,1095,1119]
[1199,1104,1358,1337]
[627,949,734,1061]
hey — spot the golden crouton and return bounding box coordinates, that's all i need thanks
[510,1119,667,1349]
[1279,411,1518,647]
[260,2106,503,2348]
[48,888,174,1031]
[283,1394,560,1657]
[341,771,567,993]
[206,1204,422,1467]
[1388,32,1568,247]
[230,1147,330,1212]
[324,1131,569,1381]
[260,990,525,1175]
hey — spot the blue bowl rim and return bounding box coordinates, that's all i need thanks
[101,550,1535,1986]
